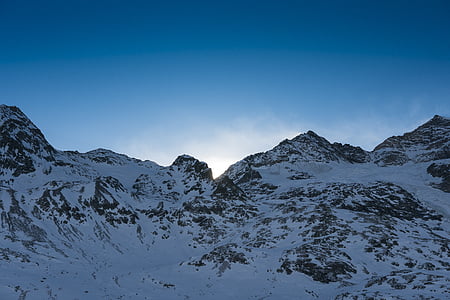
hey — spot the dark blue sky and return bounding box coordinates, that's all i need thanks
[1,0,449,175]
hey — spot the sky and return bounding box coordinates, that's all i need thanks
[1,0,449,177]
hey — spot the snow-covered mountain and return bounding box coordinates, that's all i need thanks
[0,105,448,299]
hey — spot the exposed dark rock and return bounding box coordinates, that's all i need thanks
[278,258,356,283]
[333,142,371,163]
[172,154,213,181]
[189,243,249,276]
[373,115,450,165]
[427,163,450,192]
[373,150,409,166]
[0,106,56,176]
[222,161,262,185]
[213,175,248,200]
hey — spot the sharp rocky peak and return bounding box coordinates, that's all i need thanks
[0,105,56,176]
[172,154,213,180]
[375,115,449,150]
[425,114,450,126]
[0,104,27,118]
[0,105,49,139]
[284,130,327,144]
[373,115,450,165]
[298,130,322,139]
[172,154,201,166]
[240,130,368,169]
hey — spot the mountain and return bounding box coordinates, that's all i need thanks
[373,115,450,166]
[0,105,56,176]
[0,105,448,300]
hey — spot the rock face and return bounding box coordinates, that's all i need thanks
[427,162,450,192]
[0,105,56,176]
[0,105,449,300]
[373,115,450,165]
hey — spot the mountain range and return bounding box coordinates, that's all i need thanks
[0,104,448,299]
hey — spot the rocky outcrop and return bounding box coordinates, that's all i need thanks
[0,105,56,176]
[427,162,450,192]
[373,115,450,165]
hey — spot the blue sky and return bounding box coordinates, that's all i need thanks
[1,0,449,176]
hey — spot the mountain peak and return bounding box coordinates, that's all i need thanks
[289,130,332,147]
[84,148,141,165]
[291,130,321,141]
[172,154,213,180]
[234,130,351,170]
[172,154,197,164]
[0,104,55,176]
[375,115,450,150]
[0,105,36,127]
[423,114,449,128]
[0,104,20,112]
[306,130,319,137]
[373,115,450,165]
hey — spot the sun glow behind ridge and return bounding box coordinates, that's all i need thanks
[118,114,421,180]
[202,156,235,179]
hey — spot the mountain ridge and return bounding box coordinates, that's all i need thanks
[2,104,448,174]
[0,105,449,300]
